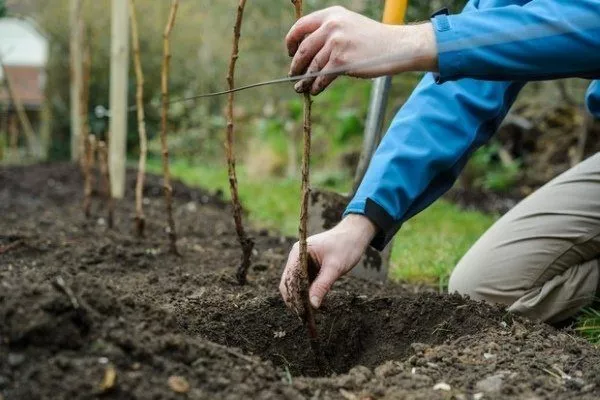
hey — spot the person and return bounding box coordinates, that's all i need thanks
[279,1,600,324]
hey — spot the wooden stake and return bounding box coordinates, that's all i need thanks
[98,140,114,229]
[129,0,148,237]
[83,134,96,218]
[70,0,83,162]
[108,0,129,199]
[79,23,92,171]
[291,0,323,365]
[161,0,180,254]
[226,0,255,285]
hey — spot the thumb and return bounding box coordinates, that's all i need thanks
[308,262,341,309]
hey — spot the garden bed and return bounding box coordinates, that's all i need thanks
[2,163,600,399]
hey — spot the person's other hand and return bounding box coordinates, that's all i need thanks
[286,6,437,95]
[279,214,377,317]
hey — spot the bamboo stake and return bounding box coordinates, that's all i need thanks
[79,23,91,171]
[98,140,114,229]
[226,0,255,285]
[161,0,180,254]
[83,134,96,218]
[291,0,323,366]
[129,0,148,237]
[81,31,93,217]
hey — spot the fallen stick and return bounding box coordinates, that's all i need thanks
[160,0,180,254]
[129,0,148,237]
[0,240,23,255]
[226,0,255,285]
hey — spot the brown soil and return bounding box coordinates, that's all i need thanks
[2,163,600,399]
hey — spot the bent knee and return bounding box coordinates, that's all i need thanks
[448,263,514,306]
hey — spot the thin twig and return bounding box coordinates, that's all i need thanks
[0,240,23,255]
[226,0,254,285]
[129,0,147,237]
[291,0,326,372]
[83,134,96,218]
[53,276,80,310]
[98,140,114,228]
[161,0,180,254]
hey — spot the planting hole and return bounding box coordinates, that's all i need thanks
[176,291,505,377]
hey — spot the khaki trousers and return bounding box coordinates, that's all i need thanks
[449,153,600,323]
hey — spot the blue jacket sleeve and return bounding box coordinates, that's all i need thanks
[344,0,600,251]
[344,73,525,250]
[435,0,600,82]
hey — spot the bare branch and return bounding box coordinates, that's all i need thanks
[226,0,254,285]
[160,0,180,254]
[129,0,148,237]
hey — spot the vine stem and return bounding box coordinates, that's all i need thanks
[161,0,180,254]
[226,0,255,285]
[291,0,325,369]
[129,0,148,237]
[97,140,114,228]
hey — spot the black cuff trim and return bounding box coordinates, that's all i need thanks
[430,7,449,18]
[364,198,402,251]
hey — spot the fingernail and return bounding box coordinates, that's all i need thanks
[310,296,321,308]
[294,82,303,92]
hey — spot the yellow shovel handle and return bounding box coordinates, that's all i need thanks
[383,0,408,24]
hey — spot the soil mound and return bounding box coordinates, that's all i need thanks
[2,163,600,399]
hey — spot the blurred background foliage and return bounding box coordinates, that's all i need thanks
[3,0,598,204]
[5,0,467,187]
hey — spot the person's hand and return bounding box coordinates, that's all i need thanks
[279,214,377,317]
[286,6,437,95]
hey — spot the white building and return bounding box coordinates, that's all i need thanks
[0,17,49,108]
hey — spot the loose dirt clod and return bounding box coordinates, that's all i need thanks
[226,0,255,285]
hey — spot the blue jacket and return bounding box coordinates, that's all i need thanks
[345,0,600,250]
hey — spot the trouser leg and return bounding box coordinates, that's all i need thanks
[449,153,600,323]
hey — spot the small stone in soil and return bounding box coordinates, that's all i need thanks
[8,353,25,367]
[476,373,505,393]
[168,376,190,393]
[433,382,451,391]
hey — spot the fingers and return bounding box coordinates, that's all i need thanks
[309,59,338,96]
[293,46,332,94]
[285,6,342,56]
[308,261,341,309]
[289,25,330,78]
[279,242,300,311]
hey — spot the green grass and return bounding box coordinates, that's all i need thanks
[576,307,600,345]
[390,201,496,286]
[146,157,496,286]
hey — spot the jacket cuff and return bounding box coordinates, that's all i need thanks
[431,11,463,84]
[344,198,402,251]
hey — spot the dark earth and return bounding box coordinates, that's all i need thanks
[2,163,600,399]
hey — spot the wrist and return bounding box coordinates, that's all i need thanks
[338,214,377,247]
[409,22,438,72]
[390,23,438,74]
